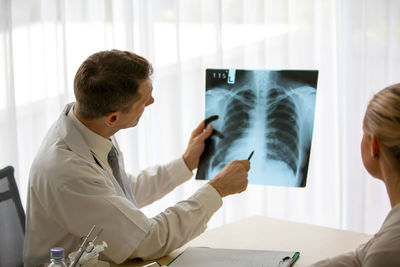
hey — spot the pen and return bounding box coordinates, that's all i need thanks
[277,252,300,267]
[292,252,300,262]
[248,150,254,160]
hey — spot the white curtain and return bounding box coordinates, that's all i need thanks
[1,0,399,235]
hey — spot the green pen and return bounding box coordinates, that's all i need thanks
[292,252,300,263]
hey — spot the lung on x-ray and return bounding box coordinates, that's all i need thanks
[196,69,318,187]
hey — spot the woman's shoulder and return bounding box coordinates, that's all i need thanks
[362,208,400,266]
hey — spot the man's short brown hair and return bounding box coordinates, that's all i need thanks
[73,49,153,119]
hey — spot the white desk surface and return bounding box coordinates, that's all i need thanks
[112,215,372,267]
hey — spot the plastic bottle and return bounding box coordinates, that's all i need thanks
[48,247,68,267]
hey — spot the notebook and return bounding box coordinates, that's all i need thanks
[167,247,300,267]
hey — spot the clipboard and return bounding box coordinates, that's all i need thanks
[166,247,300,267]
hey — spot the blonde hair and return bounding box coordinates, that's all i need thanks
[364,83,400,164]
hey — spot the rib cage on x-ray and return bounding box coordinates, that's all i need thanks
[266,87,300,176]
[196,69,318,187]
[211,89,256,170]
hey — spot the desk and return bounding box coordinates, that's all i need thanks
[111,216,372,267]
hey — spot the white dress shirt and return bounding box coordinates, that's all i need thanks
[309,204,400,267]
[23,103,222,267]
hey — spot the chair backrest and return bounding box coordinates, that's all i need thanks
[0,166,25,267]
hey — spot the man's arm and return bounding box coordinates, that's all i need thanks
[128,157,192,208]
[127,120,249,260]
[130,183,222,260]
[129,159,250,260]
[128,120,213,207]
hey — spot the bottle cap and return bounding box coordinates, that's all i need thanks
[50,247,64,259]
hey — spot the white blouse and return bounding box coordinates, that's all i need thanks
[309,204,400,267]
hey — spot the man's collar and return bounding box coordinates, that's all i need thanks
[67,104,113,166]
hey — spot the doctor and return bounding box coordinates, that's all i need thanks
[23,49,250,267]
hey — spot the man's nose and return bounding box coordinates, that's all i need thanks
[146,96,154,106]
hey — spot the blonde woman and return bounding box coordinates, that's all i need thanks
[310,83,400,266]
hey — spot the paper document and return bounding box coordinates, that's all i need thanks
[167,247,299,267]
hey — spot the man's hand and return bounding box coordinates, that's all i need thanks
[208,160,250,197]
[182,120,213,171]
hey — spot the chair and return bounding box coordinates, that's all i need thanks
[0,166,25,267]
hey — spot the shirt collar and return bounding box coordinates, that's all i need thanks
[67,104,112,166]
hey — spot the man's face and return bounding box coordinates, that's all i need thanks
[118,78,154,129]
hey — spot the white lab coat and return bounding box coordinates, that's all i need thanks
[23,104,222,267]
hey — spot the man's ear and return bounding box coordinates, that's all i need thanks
[104,111,119,127]
[370,134,380,158]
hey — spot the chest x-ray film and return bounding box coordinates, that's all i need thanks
[196,69,318,187]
